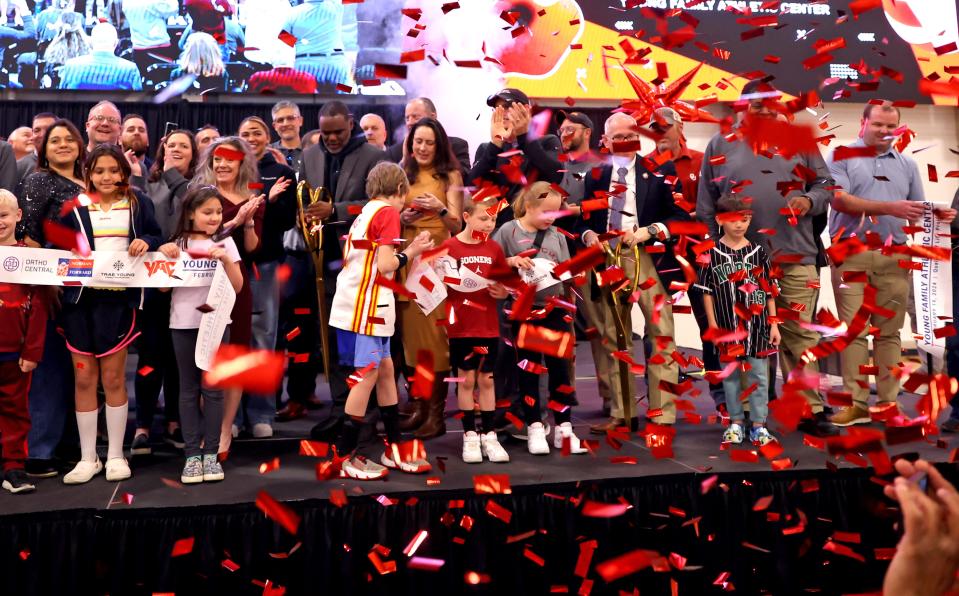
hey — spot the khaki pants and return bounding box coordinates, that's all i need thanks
[777,264,825,412]
[599,249,678,424]
[578,280,611,401]
[832,250,910,409]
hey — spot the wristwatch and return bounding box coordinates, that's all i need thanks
[646,225,658,239]
[438,208,449,217]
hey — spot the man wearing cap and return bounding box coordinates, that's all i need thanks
[645,107,726,411]
[468,88,562,228]
[385,97,471,175]
[576,112,691,430]
[698,80,838,437]
[826,101,956,427]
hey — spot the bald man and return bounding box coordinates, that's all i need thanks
[7,127,33,161]
[385,97,471,174]
[359,113,388,150]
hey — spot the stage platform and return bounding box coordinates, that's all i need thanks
[1,345,955,595]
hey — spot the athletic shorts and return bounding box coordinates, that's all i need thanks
[449,337,498,373]
[335,329,391,368]
[60,290,138,358]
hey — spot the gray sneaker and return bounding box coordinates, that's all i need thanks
[181,456,203,484]
[202,454,224,482]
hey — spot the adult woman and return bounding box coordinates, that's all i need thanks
[59,145,164,484]
[191,136,267,453]
[43,12,90,80]
[128,130,200,455]
[397,118,463,439]
[16,119,86,478]
[171,32,226,91]
[236,116,294,437]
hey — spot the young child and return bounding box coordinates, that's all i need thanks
[329,162,434,480]
[698,194,781,446]
[59,144,163,485]
[493,181,587,456]
[0,190,48,494]
[440,196,512,463]
[164,186,245,484]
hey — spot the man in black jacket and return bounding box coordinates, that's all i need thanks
[385,97,471,175]
[280,101,386,437]
[575,112,691,432]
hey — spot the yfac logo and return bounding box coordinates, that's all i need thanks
[144,260,176,277]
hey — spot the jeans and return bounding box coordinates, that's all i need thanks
[26,323,74,460]
[241,260,280,427]
[722,357,770,424]
[172,329,224,457]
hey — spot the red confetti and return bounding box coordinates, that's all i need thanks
[485,499,513,523]
[277,31,296,47]
[595,549,657,582]
[171,537,195,557]
[213,146,246,161]
[473,474,512,494]
[204,345,285,393]
[255,491,301,535]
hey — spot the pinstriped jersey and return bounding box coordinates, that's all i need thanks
[697,240,776,358]
[329,200,400,337]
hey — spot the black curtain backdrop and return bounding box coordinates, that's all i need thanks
[4,465,953,595]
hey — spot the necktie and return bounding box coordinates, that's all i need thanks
[609,166,629,232]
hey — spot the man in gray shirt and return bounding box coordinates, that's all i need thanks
[698,80,837,437]
[827,101,956,427]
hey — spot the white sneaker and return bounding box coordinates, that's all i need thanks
[340,456,388,480]
[105,457,132,482]
[381,449,432,474]
[553,422,588,454]
[63,459,102,484]
[252,423,274,438]
[462,431,482,463]
[481,431,510,462]
[527,422,550,455]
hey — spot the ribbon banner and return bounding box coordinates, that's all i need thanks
[0,246,216,288]
[914,202,953,361]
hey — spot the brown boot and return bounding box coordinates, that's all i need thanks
[399,399,428,431]
[413,371,449,440]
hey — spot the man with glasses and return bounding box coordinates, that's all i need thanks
[698,80,838,437]
[575,112,690,431]
[270,101,304,171]
[85,101,122,152]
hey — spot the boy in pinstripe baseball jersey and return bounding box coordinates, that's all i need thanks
[698,195,781,446]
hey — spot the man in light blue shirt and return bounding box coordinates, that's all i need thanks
[280,0,358,89]
[59,22,142,91]
[827,101,956,427]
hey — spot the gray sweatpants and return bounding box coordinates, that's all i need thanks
[172,328,226,457]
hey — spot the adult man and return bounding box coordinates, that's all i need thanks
[289,101,385,438]
[16,112,57,183]
[644,107,725,412]
[195,125,220,152]
[281,0,358,88]
[121,0,179,75]
[270,101,304,170]
[84,101,122,151]
[121,114,151,170]
[359,113,388,150]
[698,80,838,437]
[59,22,142,91]
[576,112,690,430]
[8,127,33,161]
[827,101,956,426]
[386,97,471,174]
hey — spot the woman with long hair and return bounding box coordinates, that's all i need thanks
[172,31,226,90]
[235,116,294,436]
[191,136,265,454]
[396,117,464,439]
[15,119,86,479]
[58,144,168,484]
[43,12,90,79]
[128,130,200,455]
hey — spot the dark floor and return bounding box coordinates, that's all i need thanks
[2,344,950,516]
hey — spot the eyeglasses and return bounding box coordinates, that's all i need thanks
[558,126,585,136]
[273,116,300,124]
[89,114,120,125]
[609,134,640,143]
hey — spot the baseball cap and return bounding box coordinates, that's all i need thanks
[486,88,530,107]
[556,110,594,130]
[648,107,681,131]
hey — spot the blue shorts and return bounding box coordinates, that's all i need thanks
[335,329,391,368]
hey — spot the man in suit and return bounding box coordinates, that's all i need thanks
[576,112,691,431]
[291,100,386,439]
[385,97,471,175]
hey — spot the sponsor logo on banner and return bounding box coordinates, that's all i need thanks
[57,258,93,278]
[144,260,177,277]
[23,257,53,274]
[3,256,18,272]
[181,258,219,278]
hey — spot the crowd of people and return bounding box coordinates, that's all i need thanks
[0,0,367,93]
[0,81,955,493]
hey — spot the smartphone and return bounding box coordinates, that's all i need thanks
[164,122,179,137]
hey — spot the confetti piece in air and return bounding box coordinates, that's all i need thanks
[43,221,91,255]
[473,474,512,494]
[581,500,632,518]
[299,440,329,457]
[255,491,301,536]
[137,366,154,376]
[213,146,246,161]
[403,530,428,557]
[408,557,445,571]
[171,537,195,557]
[595,549,658,582]
[203,345,285,393]
[259,457,280,474]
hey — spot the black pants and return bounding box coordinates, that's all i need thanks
[512,309,575,425]
[134,289,179,430]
